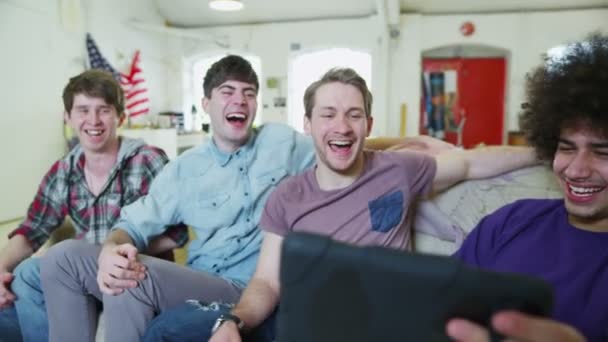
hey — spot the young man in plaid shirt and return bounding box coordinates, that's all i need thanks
[0,69,186,342]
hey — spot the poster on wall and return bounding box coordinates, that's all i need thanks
[421,57,506,148]
[421,69,460,140]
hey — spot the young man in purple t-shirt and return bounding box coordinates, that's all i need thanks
[446,34,608,342]
[202,68,538,342]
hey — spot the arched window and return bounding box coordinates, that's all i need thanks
[183,53,263,131]
[287,48,372,132]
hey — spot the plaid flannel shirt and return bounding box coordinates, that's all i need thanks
[9,137,188,251]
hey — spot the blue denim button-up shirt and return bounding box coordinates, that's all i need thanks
[113,123,315,287]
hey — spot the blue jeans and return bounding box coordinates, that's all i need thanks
[143,301,277,342]
[0,258,48,342]
[0,307,21,342]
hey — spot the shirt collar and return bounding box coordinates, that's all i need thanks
[209,129,258,167]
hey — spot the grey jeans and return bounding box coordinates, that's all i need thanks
[39,239,242,342]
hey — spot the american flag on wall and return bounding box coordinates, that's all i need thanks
[85,33,150,118]
[121,50,150,117]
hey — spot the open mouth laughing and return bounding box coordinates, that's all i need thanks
[566,181,606,202]
[328,139,354,156]
[226,113,248,127]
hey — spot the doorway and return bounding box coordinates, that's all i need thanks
[420,45,508,148]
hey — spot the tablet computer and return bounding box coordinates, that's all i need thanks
[277,232,553,342]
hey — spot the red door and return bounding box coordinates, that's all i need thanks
[420,58,506,148]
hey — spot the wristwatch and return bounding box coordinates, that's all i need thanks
[211,313,245,333]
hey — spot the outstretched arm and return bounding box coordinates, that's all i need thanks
[210,232,283,341]
[366,135,456,154]
[432,146,538,193]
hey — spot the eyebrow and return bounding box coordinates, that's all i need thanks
[218,85,257,93]
[74,104,111,108]
[558,138,608,148]
[319,106,336,112]
[318,106,364,113]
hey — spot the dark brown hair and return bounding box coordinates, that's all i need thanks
[62,69,124,115]
[203,55,259,98]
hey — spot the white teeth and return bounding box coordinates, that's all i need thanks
[85,129,103,136]
[227,113,246,119]
[568,184,603,195]
[329,140,352,146]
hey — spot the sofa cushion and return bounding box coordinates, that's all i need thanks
[414,165,562,255]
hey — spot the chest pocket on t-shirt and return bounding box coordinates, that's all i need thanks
[368,190,404,233]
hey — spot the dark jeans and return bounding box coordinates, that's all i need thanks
[143,301,278,342]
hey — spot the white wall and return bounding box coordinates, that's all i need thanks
[0,0,170,222]
[392,9,608,138]
[169,8,608,138]
[171,18,383,131]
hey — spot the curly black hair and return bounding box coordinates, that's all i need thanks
[519,32,608,161]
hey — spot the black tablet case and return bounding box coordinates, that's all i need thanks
[277,232,553,342]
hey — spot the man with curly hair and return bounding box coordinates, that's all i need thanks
[447,33,608,342]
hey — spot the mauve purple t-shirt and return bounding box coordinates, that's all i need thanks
[454,198,608,341]
[260,150,436,251]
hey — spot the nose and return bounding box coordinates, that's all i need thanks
[232,92,246,106]
[89,110,102,125]
[564,151,593,180]
[332,114,353,135]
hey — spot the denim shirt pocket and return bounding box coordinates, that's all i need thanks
[191,193,233,230]
[256,168,288,187]
[198,193,231,208]
[368,190,404,233]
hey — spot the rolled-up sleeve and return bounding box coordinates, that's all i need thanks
[112,161,182,251]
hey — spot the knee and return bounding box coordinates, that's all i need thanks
[12,258,41,298]
[39,239,92,282]
[44,239,90,263]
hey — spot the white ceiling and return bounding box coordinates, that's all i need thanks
[154,0,608,28]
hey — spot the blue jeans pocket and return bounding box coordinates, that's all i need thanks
[368,190,404,233]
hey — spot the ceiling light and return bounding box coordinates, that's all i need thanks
[209,0,244,11]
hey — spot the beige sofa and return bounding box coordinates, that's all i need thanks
[414,165,562,255]
[0,165,560,340]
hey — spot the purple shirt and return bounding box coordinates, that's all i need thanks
[261,150,438,250]
[455,199,608,341]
